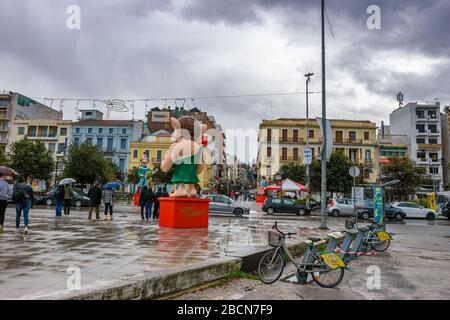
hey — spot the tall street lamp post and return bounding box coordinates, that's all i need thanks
[304,72,314,203]
[320,0,328,230]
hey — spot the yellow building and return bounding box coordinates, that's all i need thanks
[257,118,379,183]
[9,118,72,157]
[128,130,213,189]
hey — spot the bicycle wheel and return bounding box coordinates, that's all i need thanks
[311,259,344,288]
[257,250,285,284]
[370,236,390,252]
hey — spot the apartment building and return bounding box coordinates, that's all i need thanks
[0,91,63,151]
[257,118,379,183]
[441,106,450,189]
[377,122,409,165]
[389,102,443,191]
[71,110,144,173]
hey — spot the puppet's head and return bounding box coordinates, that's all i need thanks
[140,153,149,167]
[170,116,207,144]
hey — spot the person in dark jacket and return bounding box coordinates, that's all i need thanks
[153,187,162,220]
[138,187,145,220]
[87,182,102,220]
[14,176,34,234]
[139,186,154,221]
[55,185,64,217]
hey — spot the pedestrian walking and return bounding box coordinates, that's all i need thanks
[12,176,34,234]
[139,187,145,220]
[63,184,74,215]
[139,186,154,221]
[103,188,115,220]
[87,182,102,220]
[55,184,64,217]
[0,173,9,232]
[153,187,162,220]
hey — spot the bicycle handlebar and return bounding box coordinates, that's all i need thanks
[272,222,296,238]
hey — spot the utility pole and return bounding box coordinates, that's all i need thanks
[320,0,328,230]
[305,72,314,203]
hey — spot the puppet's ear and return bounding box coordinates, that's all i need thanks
[201,124,207,134]
[170,117,181,129]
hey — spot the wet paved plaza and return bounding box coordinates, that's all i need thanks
[0,204,336,299]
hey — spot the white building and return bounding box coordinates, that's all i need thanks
[389,102,443,191]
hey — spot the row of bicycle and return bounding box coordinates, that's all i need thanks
[257,219,392,288]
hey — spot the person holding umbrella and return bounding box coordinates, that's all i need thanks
[103,182,120,220]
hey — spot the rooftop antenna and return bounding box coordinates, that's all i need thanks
[396,91,404,108]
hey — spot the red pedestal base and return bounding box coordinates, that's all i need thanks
[256,195,268,203]
[158,197,210,229]
[134,192,140,206]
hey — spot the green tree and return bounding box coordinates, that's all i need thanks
[152,163,172,185]
[310,151,353,194]
[381,157,426,200]
[8,139,54,181]
[107,159,125,182]
[276,163,306,184]
[63,142,114,185]
[0,148,8,165]
[127,166,140,185]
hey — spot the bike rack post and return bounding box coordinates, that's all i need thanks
[346,227,369,262]
[337,229,358,261]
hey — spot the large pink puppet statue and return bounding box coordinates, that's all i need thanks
[161,116,209,198]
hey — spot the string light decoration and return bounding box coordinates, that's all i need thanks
[103,99,129,112]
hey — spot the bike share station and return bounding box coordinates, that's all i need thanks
[277,166,398,286]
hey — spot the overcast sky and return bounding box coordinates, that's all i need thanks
[1,0,449,162]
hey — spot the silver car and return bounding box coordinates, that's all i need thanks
[327,198,355,217]
[202,194,251,217]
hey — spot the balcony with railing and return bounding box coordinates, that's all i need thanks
[27,133,58,140]
[334,138,363,145]
[278,136,305,144]
[279,156,301,163]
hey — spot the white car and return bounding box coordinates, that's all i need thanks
[390,202,438,220]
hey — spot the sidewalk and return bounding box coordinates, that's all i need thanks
[0,206,339,299]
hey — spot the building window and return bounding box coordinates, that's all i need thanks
[97,138,103,147]
[119,159,126,172]
[281,148,287,161]
[87,128,93,134]
[417,138,426,144]
[293,129,299,142]
[133,149,138,159]
[157,150,162,162]
[429,153,438,162]
[282,129,288,142]
[267,129,272,142]
[430,167,439,174]
[293,148,299,161]
[86,111,92,116]
[109,128,114,134]
[364,132,369,140]
[416,124,425,133]
[18,127,25,135]
[86,138,93,145]
[335,131,343,143]
[28,126,37,137]
[107,138,114,152]
[309,130,314,138]
[48,143,56,153]
[75,128,80,134]
[363,168,370,180]
[349,131,356,142]
[429,125,438,133]
[74,137,80,145]
[349,149,358,162]
[267,147,272,157]
[122,128,127,134]
[98,128,103,134]
[120,138,127,150]
[57,143,65,154]
[60,128,67,136]
[429,138,438,144]
[144,150,150,158]
[417,152,426,161]
[365,150,372,162]
[428,110,437,119]
[416,110,425,119]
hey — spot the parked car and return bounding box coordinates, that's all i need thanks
[390,202,438,220]
[38,188,91,207]
[357,204,405,221]
[262,197,310,216]
[201,194,250,217]
[442,201,450,219]
[327,198,355,217]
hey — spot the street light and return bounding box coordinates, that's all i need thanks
[304,72,314,203]
[320,0,328,230]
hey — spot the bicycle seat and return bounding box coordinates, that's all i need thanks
[307,237,322,243]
